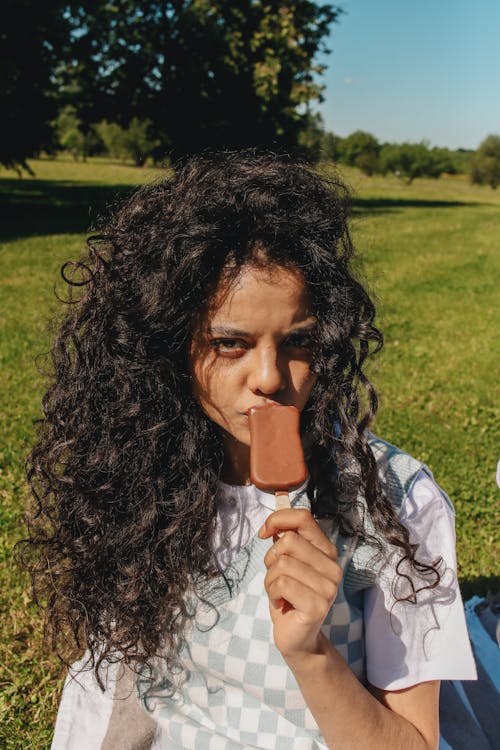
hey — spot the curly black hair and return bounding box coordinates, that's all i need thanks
[23,150,440,682]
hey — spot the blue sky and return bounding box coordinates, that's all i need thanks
[315,0,500,150]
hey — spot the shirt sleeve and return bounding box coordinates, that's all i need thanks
[51,654,159,749]
[364,468,477,691]
[51,655,116,750]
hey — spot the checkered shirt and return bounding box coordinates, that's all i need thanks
[137,434,424,749]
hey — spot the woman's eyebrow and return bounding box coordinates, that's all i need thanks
[208,326,249,337]
[208,321,317,337]
[288,321,317,333]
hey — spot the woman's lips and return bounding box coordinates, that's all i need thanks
[244,401,284,415]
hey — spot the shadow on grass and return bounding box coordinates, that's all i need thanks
[351,197,472,215]
[0,178,487,241]
[459,575,500,600]
[0,178,138,241]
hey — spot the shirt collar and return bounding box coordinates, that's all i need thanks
[217,478,310,512]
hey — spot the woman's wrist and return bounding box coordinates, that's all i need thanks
[282,631,342,675]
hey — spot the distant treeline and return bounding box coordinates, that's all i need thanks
[5,1,499,189]
[299,113,499,187]
[51,106,499,188]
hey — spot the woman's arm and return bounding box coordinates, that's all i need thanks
[286,637,439,750]
[259,509,440,750]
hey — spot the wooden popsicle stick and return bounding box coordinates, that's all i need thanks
[273,491,290,541]
[275,490,290,510]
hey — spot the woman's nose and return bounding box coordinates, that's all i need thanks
[247,346,286,395]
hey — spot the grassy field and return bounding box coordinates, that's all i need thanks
[1,157,499,747]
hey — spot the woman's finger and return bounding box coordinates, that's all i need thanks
[258,508,337,560]
[263,531,341,584]
[265,572,334,623]
[264,554,340,606]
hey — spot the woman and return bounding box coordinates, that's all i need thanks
[26,151,476,749]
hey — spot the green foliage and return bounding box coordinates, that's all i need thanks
[55,1,341,160]
[1,2,340,167]
[320,130,344,162]
[430,146,462,175]
[0,0,69,170]
[1,158,498,745]
[94,121,128,162]
[124,118,160,167]
[297,112,325,162]
[452,148,475,175]
[95,118,160,166]
[54,105,99,161]
[315,130,472,181]
[297,112,347,163]
[341,130,380,175]
[379,141,442,183]
[470,134,500,188]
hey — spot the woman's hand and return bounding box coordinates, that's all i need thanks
[259,510,440,750]
[258,508,342,661]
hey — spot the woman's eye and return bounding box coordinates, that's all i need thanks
[284,334,314,349]
[210,338,247,355]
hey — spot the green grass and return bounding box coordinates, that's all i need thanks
[1,157,499,747]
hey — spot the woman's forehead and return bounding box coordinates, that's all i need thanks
[216,260,304,295]
[201,263,313,328]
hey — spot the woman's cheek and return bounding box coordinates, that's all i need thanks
[294,366,317,408]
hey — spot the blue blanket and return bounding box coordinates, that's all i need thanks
[440,596,500,750]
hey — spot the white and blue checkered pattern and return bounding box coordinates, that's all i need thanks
[138,434,424,749]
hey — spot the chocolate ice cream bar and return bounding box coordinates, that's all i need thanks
[248,403,307,509]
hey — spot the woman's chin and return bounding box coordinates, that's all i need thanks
[223,430,251,449]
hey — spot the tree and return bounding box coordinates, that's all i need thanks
[299,118,345,163]
[297,112,325,162]
[0,0,69,170]
[379,141,440,184]
[123,118,160,166]
[341,131,380,175]
[321,131,344,162]
[54,105,103,160]
[56,1,341,161]
[55,105,86,160]
[94,121,128,162]
[470,135,500,189]
[430,147,459,175]
[95,118,160,165]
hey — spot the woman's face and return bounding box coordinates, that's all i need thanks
[188,264,318,481]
